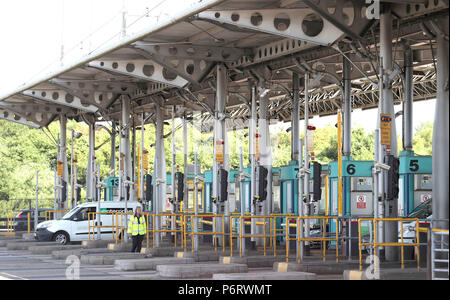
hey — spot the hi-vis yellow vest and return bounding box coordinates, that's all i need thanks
[127,215,147,236]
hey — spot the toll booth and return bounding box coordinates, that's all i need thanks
[398,151,432,216]
[279,162,299,215]
[327,160,374,217]
[104,177,119,201]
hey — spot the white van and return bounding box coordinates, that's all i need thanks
[35,201,142,245]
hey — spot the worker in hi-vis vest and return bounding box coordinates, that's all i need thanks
[127,206,146,253]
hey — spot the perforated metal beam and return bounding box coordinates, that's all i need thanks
[22,89,99,113]
[131,47,215,84]
[198,9,344,46]
[88,60,189,88]
[133,41,249,62]
[0,107,41,128]
[49,81,117,109]
[49,79,139,94]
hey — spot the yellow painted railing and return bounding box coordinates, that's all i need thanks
[358,218,421,271]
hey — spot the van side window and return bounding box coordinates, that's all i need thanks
[76,207,96,221]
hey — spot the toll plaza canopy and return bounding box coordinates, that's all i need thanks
[0,0,447,130]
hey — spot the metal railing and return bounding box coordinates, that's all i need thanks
[358,217,421,271]
[87,212,118,241]
[183,214,225,253]
[146,213,184,249]
[230,215,275,257]
[114,212,134,244]
[285,216,340,264]
[431,228,449,280]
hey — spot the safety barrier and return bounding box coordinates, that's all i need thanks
[88,212,118,241]
[229,215,275,257]
[146,213,184,249]
[183,214,225,253]
[45,210,70,221]
[358,218,421,271]
[285,216,340,263]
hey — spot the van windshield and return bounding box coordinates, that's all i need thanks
[62,206,81,220]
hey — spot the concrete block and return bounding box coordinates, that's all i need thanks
[81,239,115,249]
[141,247,184,257]
[220,255,287,268]
[0,239,23,247]
[213,271,317,280]
[107,243,132,252]
[22,233,36,240]
[343,268,426,280]
[80,253,147,265]
[28,244,82,255]
[157,263,248,279]
[174,251,222,262]
[7,241,59,250]
[115,257,195,271]
[51,248,111,260]
[273,261,360,274]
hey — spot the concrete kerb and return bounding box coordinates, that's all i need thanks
[0,239,23,247]
[157,263,248,279]
[213,271,317,280]
[114,257,195,271]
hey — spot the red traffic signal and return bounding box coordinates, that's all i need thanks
[307,125,316,131]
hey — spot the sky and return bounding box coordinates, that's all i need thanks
[0,0,436,136]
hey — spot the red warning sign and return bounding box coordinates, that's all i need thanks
[356,195,367,209]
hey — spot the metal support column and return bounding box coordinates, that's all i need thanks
[249,83,257,244]
[87,120,96,202]
[432,17,449,230]
[154,102,167,247]
[303,73,310,250]
[213,63,229,246]
[402,41,413,151]
[59,114,69,212]
[291,73,300,162]
[380,4,399,261]
[343,58,352,157]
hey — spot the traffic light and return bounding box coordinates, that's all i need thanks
[176,172,184,202]
[145,174,153,203]
[312,162,322,201]
[384,155,400,200]
[307,125,316,131]
[258,166,268,201]
[61,180,67,202]
[218,169,228,202]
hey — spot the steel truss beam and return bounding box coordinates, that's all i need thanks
[0,107,41,128]
[22,89,99,113]
[88,60,189,88]
[198,8,344,46]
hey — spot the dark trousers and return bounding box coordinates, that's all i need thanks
[131,235,144,253]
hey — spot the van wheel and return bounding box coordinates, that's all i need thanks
[53,231,69,245]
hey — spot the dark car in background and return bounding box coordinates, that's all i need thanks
[13,209,53,231]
